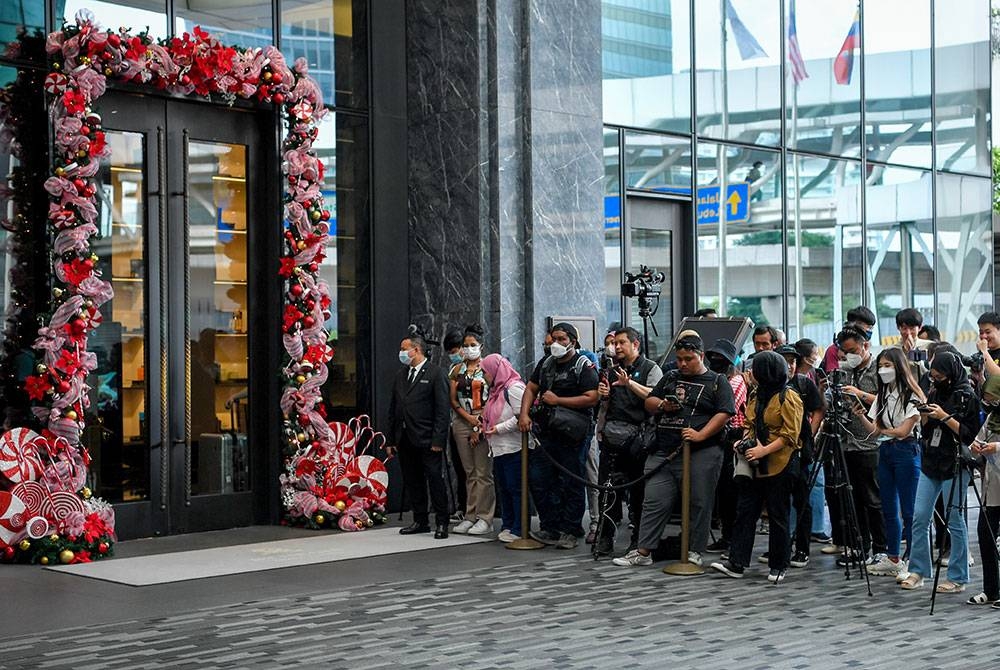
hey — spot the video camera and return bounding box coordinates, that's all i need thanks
[824,368,854,430]
[621,265,665,299]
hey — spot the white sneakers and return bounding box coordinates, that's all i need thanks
[613,550,653,567]
[467,519,492,535]
[867,554,907,577]
[497,529,519,543]
[452,519,474,534]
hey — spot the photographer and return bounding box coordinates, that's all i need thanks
[901,352,980,593]
[594,327,663,556]
[710,351,804,582]
[519,323,599,550]
[968,375,1000,606]
[853,348,925,578]
[977,312,1000,379]
[826,325,886,565]
[613,334,734,567]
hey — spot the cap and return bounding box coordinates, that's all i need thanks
[551,322,579,343]
[775,344,799,358]
[706,338,738,365]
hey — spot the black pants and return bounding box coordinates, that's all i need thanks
[597,444,645,542]
[838,450,886,554]
[729,466,794,570]
[715,450,739,543]
[791,458,814,555]
[398,435,449,527]
[978,506,1000,600]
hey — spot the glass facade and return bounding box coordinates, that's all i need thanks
[603,0,994,355]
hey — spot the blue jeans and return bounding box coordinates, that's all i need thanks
[529,435,588,536]
[909,470,970,583]
[493,452,522,536]
[877,438,921,558]
[809,465,829,534]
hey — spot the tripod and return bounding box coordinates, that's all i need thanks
[928,443,979,614]
[635,295,659,361]
[807,418,873,595]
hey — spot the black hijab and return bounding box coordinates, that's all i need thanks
[752,351,788,441]
[928,352,972,409]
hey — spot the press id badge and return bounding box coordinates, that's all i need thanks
[930,428,942,448]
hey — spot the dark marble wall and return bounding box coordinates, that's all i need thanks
[406,0,603,374]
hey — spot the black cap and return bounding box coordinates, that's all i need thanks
[706,338,738,365]
[675,334,704,352]
[551,322,579,343]
[775,345,799,358]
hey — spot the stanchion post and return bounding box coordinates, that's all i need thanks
[663,439,704,575]
[507,430,544,550]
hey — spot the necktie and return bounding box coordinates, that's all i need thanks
[408,367,416,385]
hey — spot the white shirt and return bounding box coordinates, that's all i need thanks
[486,382,526,457]
[408,358,427,381]
[867,387,920,436]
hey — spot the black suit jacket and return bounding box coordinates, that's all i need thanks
[387,361,451,449]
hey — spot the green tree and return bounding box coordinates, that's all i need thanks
[733,231,834,247]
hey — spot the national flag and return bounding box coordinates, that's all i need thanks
[834,10,860,85]
[725,0,767,60]
[787,0,809,83]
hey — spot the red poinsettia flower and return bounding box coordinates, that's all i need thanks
[72,550,92,564]
[278,256,297,278]
[295,458,316,478]
[125,36,147,61]
[62,89,87,115]
[82,512,112,543]
[63,258,93,285]
[24,375,52,401]
[89,131,106,156]
[282,304,304,332]
[55,349,81,376]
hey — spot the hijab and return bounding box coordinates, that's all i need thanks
[928,352,972,404]
[751,351,788,441]
[480,354,523,430]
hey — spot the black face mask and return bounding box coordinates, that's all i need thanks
[707,358,729,374]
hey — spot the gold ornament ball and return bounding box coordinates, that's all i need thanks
[18,540,30,551]
[355,520,364,529]
[77,149,87,158]
[296,432,306,442]
[66,410,78,421]
[39,556,49,565]
[296,240,306,250]
[59,549,75,564]
[263,71,273,81]
[52,287,63,297]
[314,514,325,525]
[334,500,347,512]
[295,374,306,384]
[81,487,92,499]
[104,67,113,75]
[36,364,47,374]
[49,534,59,542]
[365,519,374,527]
[310,210,321,221]
[90,254,99,262]
[54,167,65,177]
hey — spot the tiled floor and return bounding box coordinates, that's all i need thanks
[1,524,996,670]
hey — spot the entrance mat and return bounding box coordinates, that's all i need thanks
[44,527,490,586]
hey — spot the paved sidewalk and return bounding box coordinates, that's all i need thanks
[0,529,994,670]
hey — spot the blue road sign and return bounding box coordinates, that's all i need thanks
[696,182,750,225]
[605,195,621,229]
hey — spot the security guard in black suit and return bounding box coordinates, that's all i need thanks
[387,334,452,538]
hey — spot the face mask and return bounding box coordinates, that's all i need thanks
[462,345,481,360]
[840,352,863,370]
[449,352,463,365]
[932,377,950,390]
[605,345,616,357]
[549,342,570,359]
[398,349,412,365]
[804,357,820,370]
[708,358,729,374]
[878,368,896,384]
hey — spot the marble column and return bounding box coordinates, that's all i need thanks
[406,0,603,374]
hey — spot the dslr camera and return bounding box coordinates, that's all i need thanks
[734,436,768,475]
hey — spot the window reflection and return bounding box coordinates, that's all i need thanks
[936,174,992,352]
[783,0,861,157]
[864,0,932,169]
[934,0,990,175]
[176,0,272,49]
[624,130,690,192]
[696,142,782,342]
[602,0,690,133]
[61,0,169,40]
[864,166,933,346]
[786,154,864,344]
[695,0,781,146]
[0,1,45,48]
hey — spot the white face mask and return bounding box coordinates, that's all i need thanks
[878,367,896,384]
[840,352,864,370]
[398,349,412,365]
[462,345,481,361]
[605,345,616,357]
[549,342,570,359]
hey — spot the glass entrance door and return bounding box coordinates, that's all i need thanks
[90,94,272,538]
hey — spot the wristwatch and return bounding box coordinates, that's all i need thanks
[472,425,481,434]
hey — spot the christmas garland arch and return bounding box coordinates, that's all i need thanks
[0,10,387,564]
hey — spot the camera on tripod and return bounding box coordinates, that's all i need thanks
[621,265,665,299]
[824,369,855,428]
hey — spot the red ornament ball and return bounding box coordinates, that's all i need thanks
[2,546,13,560]
[97,542,109,555]
[290,284,303,297]
[303,316,315,328]
[273,93,285,104]
[297,413,311,427]
[271,73,283,84]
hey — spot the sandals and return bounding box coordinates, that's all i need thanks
[900,573,924,590]
[936,580,966,594]
[967,592,998,605]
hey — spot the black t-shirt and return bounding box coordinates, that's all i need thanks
[789,374,823,463]
[649,369,735,450]
[530,352,600,415]
[990,348,1000,371]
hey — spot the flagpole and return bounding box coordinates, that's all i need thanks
[792,69,803,340]
[718,0,729,317]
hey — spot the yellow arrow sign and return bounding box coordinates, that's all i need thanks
[727,190,742,215]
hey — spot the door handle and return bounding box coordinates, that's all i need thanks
[156,125,170,511]
[181,129,192,507]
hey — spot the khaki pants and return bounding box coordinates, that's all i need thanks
[452,417,495,523]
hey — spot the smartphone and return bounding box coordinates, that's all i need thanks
[916,404,932,413]
[662,394,681,405]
